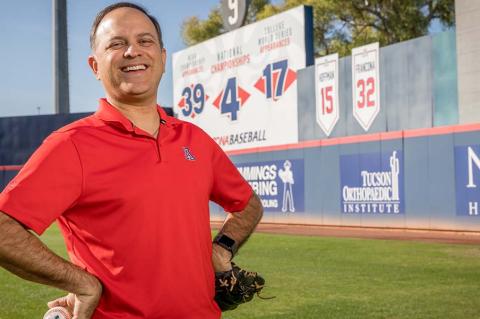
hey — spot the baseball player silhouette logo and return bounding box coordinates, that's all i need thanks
[278,160,295,213]
[390,151,400,201]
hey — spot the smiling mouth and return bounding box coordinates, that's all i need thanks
[121,64,148,72]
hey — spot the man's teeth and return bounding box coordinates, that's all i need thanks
[123,65,147,71]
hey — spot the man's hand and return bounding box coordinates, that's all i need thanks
[212,244,233,272]
[0,212,103,318]
[214,262,266,312]
[47,276,102,319]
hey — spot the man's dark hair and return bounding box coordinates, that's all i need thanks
[90,2,164,49]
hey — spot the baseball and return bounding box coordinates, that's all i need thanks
[43,306,72,319]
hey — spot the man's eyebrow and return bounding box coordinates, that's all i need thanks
[106,36,126,43]
[137,32,156,38]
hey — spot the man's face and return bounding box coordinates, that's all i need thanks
[88,7,166,103]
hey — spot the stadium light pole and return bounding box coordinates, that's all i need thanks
[53,0,70,114]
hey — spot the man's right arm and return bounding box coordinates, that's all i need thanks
[0,211,101,318]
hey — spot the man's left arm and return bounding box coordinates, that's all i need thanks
[212,193,263,272]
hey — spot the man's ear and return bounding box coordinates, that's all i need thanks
[161,47,167,69]
[88,55,101,80]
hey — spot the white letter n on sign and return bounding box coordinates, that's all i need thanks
[467,147,480,188]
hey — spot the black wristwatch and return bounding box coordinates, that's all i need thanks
[213,233,238,258]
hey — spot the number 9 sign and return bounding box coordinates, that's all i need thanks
[351,42,380,131]
[221,0,250,31]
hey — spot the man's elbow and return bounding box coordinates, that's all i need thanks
[0,211,28,238]
[0,211,16,229]
[251,193,264,223]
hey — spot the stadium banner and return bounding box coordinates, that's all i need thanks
[172,6,313,151]
[351,42,380,131]
[314,53,339,136]
[340,150,404,214]
[235,159,304,212]
[454,145,480,216]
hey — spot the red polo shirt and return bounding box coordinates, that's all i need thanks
[0,99,253,319]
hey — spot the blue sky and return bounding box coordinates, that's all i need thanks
[0,0,220,117]
[0,1,447,117]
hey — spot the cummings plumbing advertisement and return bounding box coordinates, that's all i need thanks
[236,159,304,213]
[340,151,404,214]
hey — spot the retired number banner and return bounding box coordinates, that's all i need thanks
[172,6,312,151]
[314,53,339,136]
[351,42,380,131]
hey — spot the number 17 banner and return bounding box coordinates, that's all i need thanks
[314,53,339,137]
[351,42,380,132]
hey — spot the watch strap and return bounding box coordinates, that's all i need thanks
[213,233,238,257]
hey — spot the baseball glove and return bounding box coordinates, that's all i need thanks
[214,262,266,311]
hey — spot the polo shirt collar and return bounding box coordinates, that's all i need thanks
[95,98,176,132]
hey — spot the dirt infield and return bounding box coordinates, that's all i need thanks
[211,222,480,245]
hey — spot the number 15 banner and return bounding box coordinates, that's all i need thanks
[314,53,339,136]
[351,42,380,131]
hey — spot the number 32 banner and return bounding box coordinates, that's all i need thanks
[314,53,339,136]
[351,42,380,131]
[172,6,312,151]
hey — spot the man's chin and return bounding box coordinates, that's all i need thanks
[120,86,150,96]
[117,84,154,98]
[113,88,156,104]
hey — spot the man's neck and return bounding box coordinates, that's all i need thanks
[106,96,160,137]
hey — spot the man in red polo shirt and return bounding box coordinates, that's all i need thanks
[0,3,263,319]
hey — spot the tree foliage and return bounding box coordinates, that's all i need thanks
[181,0,455,56]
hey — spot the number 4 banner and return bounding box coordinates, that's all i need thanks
[314,53,339,136]
[352,42,380,131]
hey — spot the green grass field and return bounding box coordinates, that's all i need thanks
[1,225,479,319]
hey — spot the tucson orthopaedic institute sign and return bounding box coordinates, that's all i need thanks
[173,6,312,151]
[455,145,480,216]
[236,159,304,213]
[340,151,404,214]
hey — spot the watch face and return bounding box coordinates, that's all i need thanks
[218,234,235,247]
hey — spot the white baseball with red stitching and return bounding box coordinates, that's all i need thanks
[43,306,72,319]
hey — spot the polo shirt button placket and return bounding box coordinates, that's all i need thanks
[154,139,162,163]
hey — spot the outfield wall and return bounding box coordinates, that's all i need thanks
[210,31,480,232]
[0,113,90,190]
[210,125,480,232]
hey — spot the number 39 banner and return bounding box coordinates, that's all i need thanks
[172,6,311,151]
[351,42,380,131]
[314,53,339,136]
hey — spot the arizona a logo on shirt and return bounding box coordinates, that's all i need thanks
[183,147,196,161]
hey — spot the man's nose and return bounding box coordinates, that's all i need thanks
[124,43,142,58]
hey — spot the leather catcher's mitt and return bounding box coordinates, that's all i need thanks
[214,262,266,311]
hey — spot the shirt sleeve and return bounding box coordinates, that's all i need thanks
[0,132,83,235]
[209,140,253,213]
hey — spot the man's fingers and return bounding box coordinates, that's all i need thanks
[47,296,68,308]
[72,294,99,319]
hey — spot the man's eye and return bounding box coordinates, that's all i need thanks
[139,39,154,46]
[108,42,124,49]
